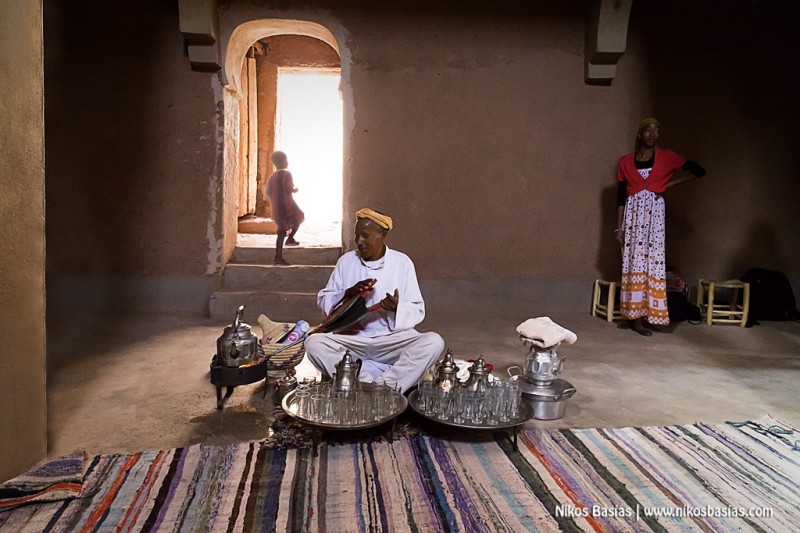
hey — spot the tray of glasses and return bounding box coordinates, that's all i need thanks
[407,389,533,430]
[281,386,408,430]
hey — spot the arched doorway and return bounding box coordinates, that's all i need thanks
[221,20,343,263]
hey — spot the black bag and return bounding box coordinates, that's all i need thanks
[667,291,689,321]
[667,290,702,323]
[740,268,800,322]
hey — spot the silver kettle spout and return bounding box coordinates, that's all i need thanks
[233,305,245,329]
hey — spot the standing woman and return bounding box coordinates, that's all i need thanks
[615,118,705,336]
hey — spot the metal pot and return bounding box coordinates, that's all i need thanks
[520,378,576,420]
[461,355,492,394]
[216,305,260,367]
[433,349,460,392]
[276,368,298,399]
[520,336,565,386]
[333,350,362,392]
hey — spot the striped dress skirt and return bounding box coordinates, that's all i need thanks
[620,189,669,325]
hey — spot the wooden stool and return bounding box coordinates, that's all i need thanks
[697,279,750,326]
[592,280,624,322]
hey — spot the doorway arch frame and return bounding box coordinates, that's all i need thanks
[218,19,343,270]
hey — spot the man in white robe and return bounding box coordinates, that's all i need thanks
[305,208,445,393]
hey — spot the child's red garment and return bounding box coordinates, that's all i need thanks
[266,169,304,229]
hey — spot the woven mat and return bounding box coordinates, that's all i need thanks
[1,415,798,531]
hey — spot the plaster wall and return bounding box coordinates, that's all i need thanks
[218,0,799,310]
[43,0,800,318]
[44,0,223,315]
[0,0,47,481]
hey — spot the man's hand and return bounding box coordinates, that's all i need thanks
[380,289,400,312]
[343,279,375,300]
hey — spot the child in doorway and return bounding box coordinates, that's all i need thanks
[265,151,305,265]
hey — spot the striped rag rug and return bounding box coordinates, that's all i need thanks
[0,415,797,532]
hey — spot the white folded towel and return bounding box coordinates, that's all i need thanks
[516,317,577,348]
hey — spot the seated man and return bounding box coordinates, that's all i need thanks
[305,208,445,393]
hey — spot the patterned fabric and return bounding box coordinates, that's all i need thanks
[0,452,87,511]
[1,416,797,531]
[620,189,669,324]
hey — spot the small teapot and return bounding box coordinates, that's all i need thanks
[461,354,492,394]
[333,350,362,392]
[433,349,460,392]
[216,305,259,367]
[276,368,298,399]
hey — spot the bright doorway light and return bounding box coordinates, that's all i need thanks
[275,68,343,243]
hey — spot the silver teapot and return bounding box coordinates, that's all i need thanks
[216,305,259,367]
[276,368,298,399]
[332,350,362,392]
[520,336,565,386]
[433,349,460,392]
[461,354,492,394]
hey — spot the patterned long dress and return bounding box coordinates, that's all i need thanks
[620,167,669,325]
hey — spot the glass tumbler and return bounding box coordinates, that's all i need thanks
[295,389,311,418]
[418,380,434,414]
[310,393,325,422]
[452,389,468,424]
[471,391,487,424]
[330,391,345,424]
[371,383,389,420]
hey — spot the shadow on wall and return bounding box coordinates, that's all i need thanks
[633,1,800,286]
[728,221,785,279]
[595,184,621,281]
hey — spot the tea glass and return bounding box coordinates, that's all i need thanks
[370,383,389,420]
[417,380,434,413]
[310,393,326,422]
[471,391,487,424]
[295,389,311,418]
[452,388,468,424]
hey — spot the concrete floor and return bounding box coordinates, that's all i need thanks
[45,308,800,459]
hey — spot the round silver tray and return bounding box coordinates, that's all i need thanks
[407,389,533,430]
[281,388,408,430]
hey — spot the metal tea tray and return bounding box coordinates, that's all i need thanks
[407,389,533,430]
[281,388,408,430]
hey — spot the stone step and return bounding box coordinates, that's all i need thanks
[223,263,334,291]
[209,290,325,322]
[232,246,341,266]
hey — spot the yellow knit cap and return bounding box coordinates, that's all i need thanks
[356,208,393,231]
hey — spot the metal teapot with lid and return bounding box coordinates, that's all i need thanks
[276,368,298,399]
[520,336,565,386]
[333,350,362,392]
[433,349,460,392]
[216,305,259,367]
[461,354,493,394]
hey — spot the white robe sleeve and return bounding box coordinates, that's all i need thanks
[389,256,425,332]
[316,257,348,315]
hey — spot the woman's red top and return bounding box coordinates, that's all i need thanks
[617,148,686,196]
